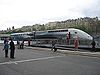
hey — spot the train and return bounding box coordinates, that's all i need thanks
[10,28,93,46]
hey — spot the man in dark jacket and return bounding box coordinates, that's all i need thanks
[10,39,15,59]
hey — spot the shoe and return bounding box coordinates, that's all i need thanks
[10,57,15,59]
[5,56,8,58]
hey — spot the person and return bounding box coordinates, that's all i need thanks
[53,45,57,52]
[17,40,20,49]
[3,38,8,50]
[91,39,96,52]
[66,32,70,45]
[28,39,30,46]
[3,41,9,58]
[9,39,15,59]
[20,40,24,49]
[51,41,54,51]
[74,39,78,50]
[74,32,79,51]
[21,40,24,49]
[51,40,57,52]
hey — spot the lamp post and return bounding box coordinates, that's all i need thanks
[31,28,34,45]
[33,31,36,41]
[32,27,36,45]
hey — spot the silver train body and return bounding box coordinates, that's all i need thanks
[11,28,93,45]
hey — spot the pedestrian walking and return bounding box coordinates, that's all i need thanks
[9,39,15,59]
[3,41,9,58]
[91,39,96,52]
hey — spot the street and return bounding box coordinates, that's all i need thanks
[0,46,100,75]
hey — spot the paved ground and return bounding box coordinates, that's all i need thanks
[0,46,100,75]
[26,46,100,58]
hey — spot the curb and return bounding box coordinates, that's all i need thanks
[57,50,100,58]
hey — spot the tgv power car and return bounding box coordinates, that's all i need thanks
[68,28,93,40]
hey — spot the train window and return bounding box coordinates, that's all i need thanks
[48,29,68,33]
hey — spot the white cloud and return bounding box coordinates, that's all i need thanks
[0,0,99,30]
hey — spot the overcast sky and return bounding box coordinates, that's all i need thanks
[0,0,100,30]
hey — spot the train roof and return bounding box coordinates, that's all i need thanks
[11,32,32,35]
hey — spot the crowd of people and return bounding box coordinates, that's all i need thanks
[17,40,24,49]
[2,38,26,59]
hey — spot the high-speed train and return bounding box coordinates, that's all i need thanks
[11,28,93,45]
[11,28,92,40]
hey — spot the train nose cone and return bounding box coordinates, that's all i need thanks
[88,35,93,40]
